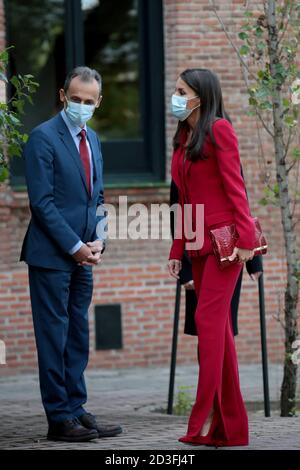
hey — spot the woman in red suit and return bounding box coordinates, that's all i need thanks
[168,68,256,447]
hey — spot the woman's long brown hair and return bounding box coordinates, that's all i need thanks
[173,68,231,161]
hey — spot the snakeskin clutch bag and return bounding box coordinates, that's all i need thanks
[209,216,268,270]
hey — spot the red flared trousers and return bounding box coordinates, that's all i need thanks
[179,254,249,447]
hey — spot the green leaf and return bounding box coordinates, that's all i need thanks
[239,45,250,56]
[291,147,300,160]
[256,87,270,99]
[6,113,21,126]
[0,50,9,64]
[12,99,25,114]
[10,75,21,91]
[7,142,22,158]
[257,70,266,80]
[0,166,9,182]
[249,96,258,106]
[0,45,38,181]
[260,101,273,110]
[257,41,266,51]
[259,197,269,206]
[284,115,297,127]
[239,32,248,40]
[255,27,264,38]
[283,98,290,108]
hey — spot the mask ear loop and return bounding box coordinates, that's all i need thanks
[64,96,71,110]
[189,103,200,112]
[186,95,199,101]
[186,95,200,113]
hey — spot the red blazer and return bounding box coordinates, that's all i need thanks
[169,118,256,261]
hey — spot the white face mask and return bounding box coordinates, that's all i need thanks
[170,94,200,121]
[65,99,95,126]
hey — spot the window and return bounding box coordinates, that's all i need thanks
[5,0,66,186]
[5,0,165,186]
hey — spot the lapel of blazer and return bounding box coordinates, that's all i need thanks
[184,157,193,176]
[180,126,193,178]
[183,118,223,178]
[56,113,90,197]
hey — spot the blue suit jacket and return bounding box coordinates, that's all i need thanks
[20,112,106,270]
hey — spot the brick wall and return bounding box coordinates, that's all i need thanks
[0,0,299,375]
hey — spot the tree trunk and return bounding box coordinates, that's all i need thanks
[267,0,299,416]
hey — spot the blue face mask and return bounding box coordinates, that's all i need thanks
[65,99,96,127]
[171,94,199,121]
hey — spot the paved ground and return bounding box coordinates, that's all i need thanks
[0,364,299,450]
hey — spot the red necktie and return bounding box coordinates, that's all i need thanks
[78,129,91,195]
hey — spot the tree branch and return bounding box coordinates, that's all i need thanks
[255,108,274,138]
[277,1,295,47]
[209,0,257,82]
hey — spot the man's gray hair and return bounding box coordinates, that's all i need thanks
[64,66,102,94]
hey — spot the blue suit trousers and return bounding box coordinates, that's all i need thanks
[28,264,93,423]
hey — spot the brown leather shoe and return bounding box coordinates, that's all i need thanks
[78,413,123,438]
[47,418,98,442]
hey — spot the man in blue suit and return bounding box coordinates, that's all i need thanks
[20,66,122,442]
